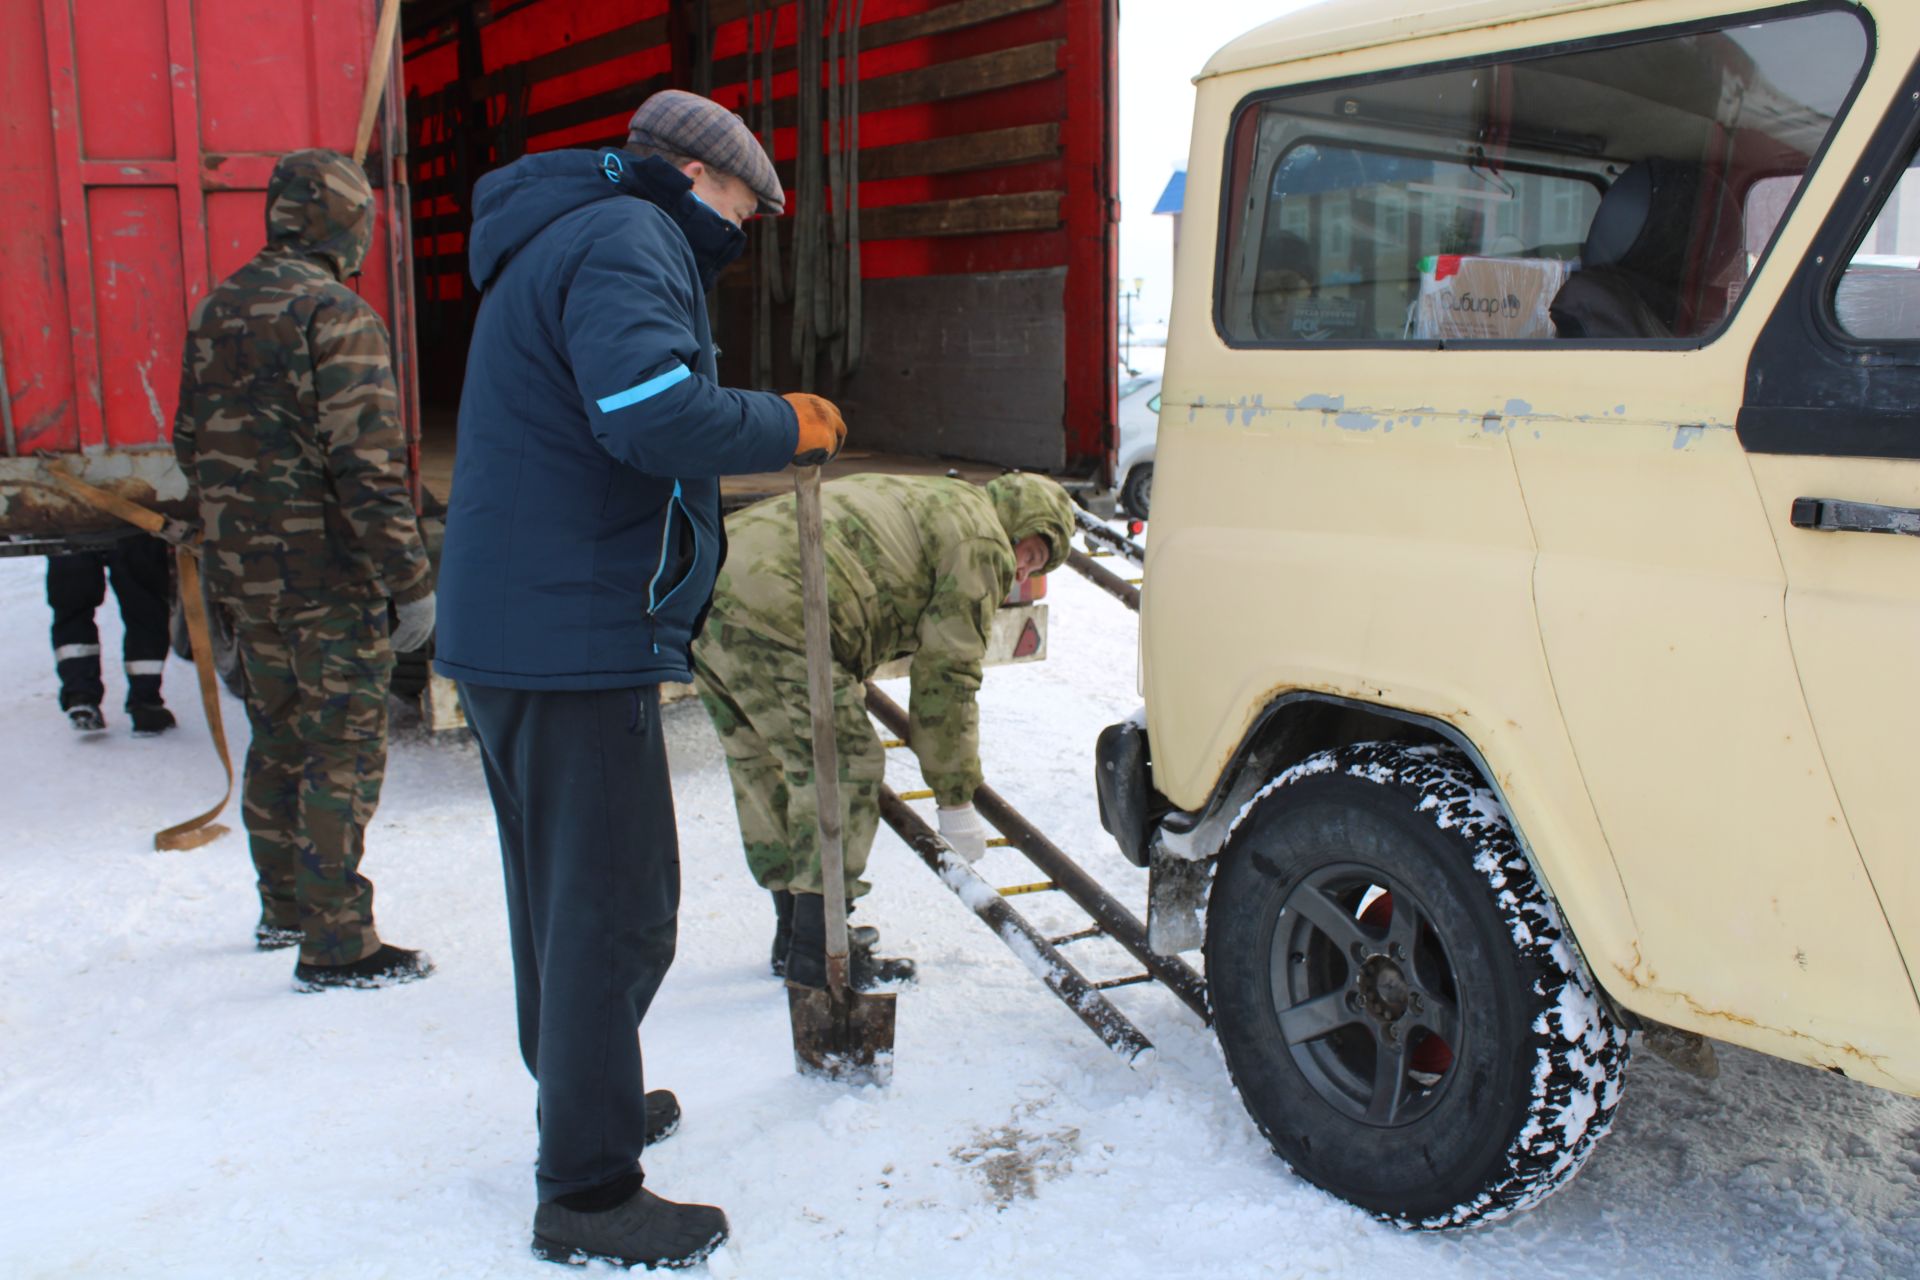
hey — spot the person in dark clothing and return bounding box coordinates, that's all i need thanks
[46,533,175,735]
[436,89,846,1271]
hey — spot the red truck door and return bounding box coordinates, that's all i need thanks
[0,0,417,538]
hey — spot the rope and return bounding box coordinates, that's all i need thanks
[784,0,864,392]
[841,0,865,378]
[791,0,823,391]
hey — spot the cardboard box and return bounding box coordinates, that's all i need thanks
[1413,254,1572,341]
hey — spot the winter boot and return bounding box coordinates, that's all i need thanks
[293,944,435,992]
[643,1088,682,1148]
[254,921,303,951]
[770,890,794,977]
[771,889,879,978]
[128,701,176,736]
[66,705,107,733]
[784,892,916,991]
[531,1186,729,1270]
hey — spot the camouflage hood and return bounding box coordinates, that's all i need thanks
[265,149,375,279]
[985,473,1075,574]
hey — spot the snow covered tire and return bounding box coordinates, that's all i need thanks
[1204,741,1629,1228]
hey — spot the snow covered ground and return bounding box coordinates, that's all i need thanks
[1,551,1916,1279]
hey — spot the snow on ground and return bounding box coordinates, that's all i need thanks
[1,551,1916,1279]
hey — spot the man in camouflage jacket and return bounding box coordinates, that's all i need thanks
[692,472,1075,989]
[172,148,435,992]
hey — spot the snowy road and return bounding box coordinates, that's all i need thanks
[1,552,1915,1278]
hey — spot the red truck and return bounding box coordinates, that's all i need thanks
[2,0,1118,563]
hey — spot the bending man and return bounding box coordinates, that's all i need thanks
[692,472,1075,988]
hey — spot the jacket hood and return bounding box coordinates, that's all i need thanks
[265,149,375,279]
[469,149,747,291]
[985,473,1075,575]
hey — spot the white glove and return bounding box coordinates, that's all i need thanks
[937,804,988,864]
[391,591,437,653]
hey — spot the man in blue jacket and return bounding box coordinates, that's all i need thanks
[435,90,846,1270]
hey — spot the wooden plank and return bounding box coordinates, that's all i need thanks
[708,0,1056,87]
[860,190,1061,240]
[521,71,672,144]
[778,122,1059,185]
[769,39,1060,129]
[412,14,670,120]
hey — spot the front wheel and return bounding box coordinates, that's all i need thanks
[1204,742,1629,1227]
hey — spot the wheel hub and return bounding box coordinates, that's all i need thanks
[1357,953,1410,1024]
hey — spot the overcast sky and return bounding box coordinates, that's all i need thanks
[1118,0,1325,327]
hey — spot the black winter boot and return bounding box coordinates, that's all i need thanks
[784,892,916,991]
[532,1186,729,1270]
[770,890,879,978]
[128,701,176,736]
[293,944,435,992]
[66,705,106,733]
[770,890,793,977]
[643,1088,681,1148]
[254,921,303,951]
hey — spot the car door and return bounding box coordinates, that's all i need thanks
[1739,47,1920,1021]
[1506,5,1920,1086]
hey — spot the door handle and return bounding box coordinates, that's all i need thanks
[1789,497,1920,538]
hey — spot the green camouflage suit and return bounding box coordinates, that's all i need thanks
[172,149,431,966]
[692,473,1074,898]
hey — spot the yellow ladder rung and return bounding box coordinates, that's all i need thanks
[986,837,1012,848]
[1126,577,1143,585]
[896,788,936,801]
[881,739,908,749]
[997,880,1058,897]
[1088,549,1115,558]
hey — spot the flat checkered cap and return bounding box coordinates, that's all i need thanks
[626,89,785,216]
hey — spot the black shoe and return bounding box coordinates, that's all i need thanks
[293,944,434,992]
[532,1186,729,1270]
[128,702,176,736]
[255,922,303,951]
[770,890,794,977]
[643,1089,681,1148]
[67,705,106,733]
[784,893,916,991]
[771,890,879,978]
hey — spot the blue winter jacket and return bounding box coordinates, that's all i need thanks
[435,149,798,690]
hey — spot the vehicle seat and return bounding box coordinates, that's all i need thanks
[1550,159,1740,339]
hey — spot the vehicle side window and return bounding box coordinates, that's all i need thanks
[1832,157,1920,342]
[1217,7,1868,347]
[1147,394,1162,413]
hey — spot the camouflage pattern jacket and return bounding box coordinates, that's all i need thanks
[701,473,1073,806]
[172,149,430,609]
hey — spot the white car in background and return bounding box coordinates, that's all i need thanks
[1115,373,1162,518]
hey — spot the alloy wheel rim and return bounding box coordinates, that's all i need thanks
[1268,862,1462,1127]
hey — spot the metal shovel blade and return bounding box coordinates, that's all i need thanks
[785,980,898,1085]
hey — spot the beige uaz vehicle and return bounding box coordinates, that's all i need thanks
[1096,0,1920,1229]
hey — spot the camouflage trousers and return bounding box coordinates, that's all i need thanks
[231,598,393,965]
[691,621,882,899]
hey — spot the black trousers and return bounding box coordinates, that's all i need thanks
[459,682,680,1203]
[46,534,172,710]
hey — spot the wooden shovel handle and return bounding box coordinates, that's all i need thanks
[353,0,405,166]
[794,466,852,995]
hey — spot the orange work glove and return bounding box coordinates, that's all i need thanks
[784,392,847,467]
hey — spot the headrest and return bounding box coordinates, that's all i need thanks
[1582,158,1741,287]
